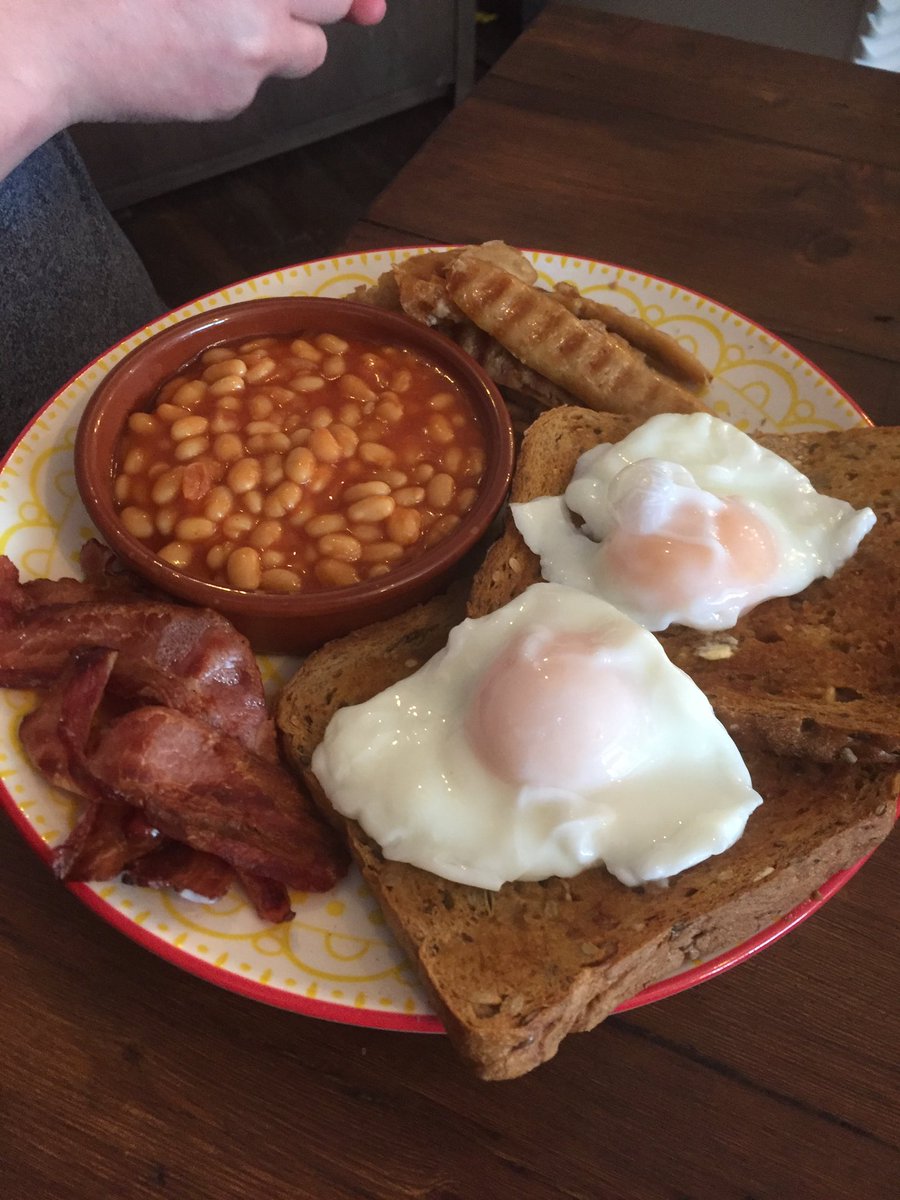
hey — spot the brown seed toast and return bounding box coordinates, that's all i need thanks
[277,431,899,1077]
[474,408,900,764]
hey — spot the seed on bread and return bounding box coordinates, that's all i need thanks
[477,408,900,766]
[695,636,738,661]
[275,413,900,1078]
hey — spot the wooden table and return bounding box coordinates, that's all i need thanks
[2,7,898,1198]
[349,4,900,429]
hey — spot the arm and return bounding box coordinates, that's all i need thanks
[0,0,386,181]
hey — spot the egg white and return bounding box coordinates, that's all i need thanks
[512,412,876,632]
[311,582,763,891]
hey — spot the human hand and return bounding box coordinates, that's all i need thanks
[2,0,387,131]
[345,0,388,24]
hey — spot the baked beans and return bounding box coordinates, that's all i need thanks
[113,331,487,594]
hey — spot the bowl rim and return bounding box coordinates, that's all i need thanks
[74,296,515,617]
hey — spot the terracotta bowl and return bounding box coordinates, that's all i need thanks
[75,296,515,654]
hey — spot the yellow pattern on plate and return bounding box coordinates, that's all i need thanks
[0,248,866,1027]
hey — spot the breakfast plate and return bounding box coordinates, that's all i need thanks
[0,247,872,1033]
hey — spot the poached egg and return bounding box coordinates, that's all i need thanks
[512,412,875,632]
[312,582,763,890]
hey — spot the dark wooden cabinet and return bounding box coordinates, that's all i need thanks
[71,0,475,208]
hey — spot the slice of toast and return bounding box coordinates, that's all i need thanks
[474,409,900,765]
[277,594,898,1079]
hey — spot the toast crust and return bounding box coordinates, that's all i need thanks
[277,408,900,1078]
[474,409,900,764]
[277,576,898,1079]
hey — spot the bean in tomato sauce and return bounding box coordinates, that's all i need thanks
[112,332,487,594]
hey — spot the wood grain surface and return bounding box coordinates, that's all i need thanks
[2,6,898,1198]
[351,5,900,427]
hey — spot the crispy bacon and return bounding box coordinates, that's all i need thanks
[44,649,163,880]
[53,800,163,881]
[0,540,154,623]
[50,648,347,893]
[63,705,348,891]
[0,564,98,616]
[78,538,159,596]
[237,872,295,924]
[21,681,81,793]
[3,548,346,922]
[122,843,235,903]
[0,557,276,760]
[20,645,117,791]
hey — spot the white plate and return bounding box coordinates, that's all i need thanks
[0,248,868,1032]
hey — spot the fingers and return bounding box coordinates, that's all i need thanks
[276,0,385,79]
[344,0,387,25]
[33,0,389,128]
[286,0,386,27]
[287,0,358,23]
[272,20,329,78]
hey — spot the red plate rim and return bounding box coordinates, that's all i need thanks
[0,246,886,1033]
[2,776,896,1034]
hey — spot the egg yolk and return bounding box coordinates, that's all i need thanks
[465,628,640,791]
[603,497,778,608]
